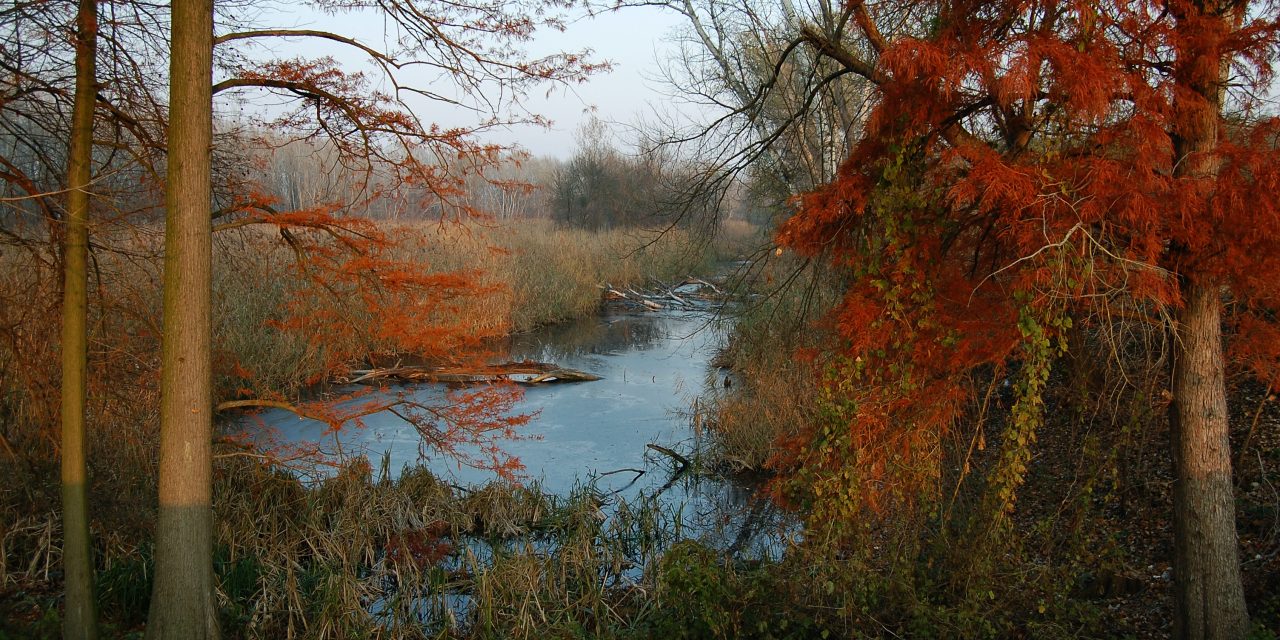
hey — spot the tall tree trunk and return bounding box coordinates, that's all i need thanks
[146,0,218,637]
[1169,1,1249,637]
[1170,281,1249,640]
[61,0,98,637]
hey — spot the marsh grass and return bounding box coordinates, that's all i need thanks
[697,256,846,472]
[196,453,701,639]
[0,216,748,638]
[405,220,724,332]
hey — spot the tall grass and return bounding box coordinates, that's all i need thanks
[405,219,724,333]
[202,455,689,639]
[698,255,846,472]
[212,219,732,399]
[0,216,743,638]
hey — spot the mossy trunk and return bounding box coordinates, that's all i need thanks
[60,0,99,637]
[146,0,219,637]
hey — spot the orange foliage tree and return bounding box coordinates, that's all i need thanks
[771,0,1279,636]
[204,0,605,467]
[145,0,602,636]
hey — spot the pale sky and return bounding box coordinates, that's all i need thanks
[496,6,691,157]
[232,3,691,159]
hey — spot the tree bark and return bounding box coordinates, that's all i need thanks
[146,0,219,637]
[1170,281,1249,640]
[1168,1,1249,636]
[60,0,99,637]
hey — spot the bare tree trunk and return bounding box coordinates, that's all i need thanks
[146,0,219,637]
[1170,281,1249,639]
[1168,2,1249,637]
[60,0,99,637]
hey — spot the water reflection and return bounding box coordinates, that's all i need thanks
[249,307,792,557]
[501,312,675,362]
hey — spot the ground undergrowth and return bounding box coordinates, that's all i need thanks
[693,257,1280,639]
[5,224,1278,638]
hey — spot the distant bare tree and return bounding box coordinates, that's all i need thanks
[615,0,900,222]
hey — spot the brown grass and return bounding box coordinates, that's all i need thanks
[698,256,844,472]
[0,216,733,637]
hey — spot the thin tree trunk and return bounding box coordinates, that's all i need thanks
[1170,281,1249,640]
[146,0,218,637]
[60,0,98,637]
[1168,1,1249,636]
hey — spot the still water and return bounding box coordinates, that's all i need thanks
[249,306,787,557]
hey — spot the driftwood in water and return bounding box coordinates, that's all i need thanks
[346,361,601,385]
[645,443,690,470]
[601,276,728,312]
[602,285,665,310]
[683,276,724,295]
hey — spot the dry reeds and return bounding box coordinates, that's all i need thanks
[205,453,687,639]
[1,216,734,637]
[697,256,844,473]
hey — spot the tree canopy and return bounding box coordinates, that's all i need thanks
[761,0,1279,635]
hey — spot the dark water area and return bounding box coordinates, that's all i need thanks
[249,304,790,558]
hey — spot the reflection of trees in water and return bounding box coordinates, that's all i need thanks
[503,313,675,362]
[671,474,794,561]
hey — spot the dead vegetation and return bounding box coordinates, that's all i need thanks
[342,361,602,385]
[0,217,749,638]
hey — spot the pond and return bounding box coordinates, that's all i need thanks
[247,301,789,559]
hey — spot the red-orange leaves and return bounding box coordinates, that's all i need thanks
[1233,312,1280,392]
[215,200,527,475]
[1039,38,1127,122]
[772,0,1280,527]
[945,146,1039,218]
[779,165,873,257]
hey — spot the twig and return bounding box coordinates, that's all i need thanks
[1236,393,1271,469]
[645,443,690,470]
[597,467,647,496]
[597,467,646,478]
[0,431,17,460]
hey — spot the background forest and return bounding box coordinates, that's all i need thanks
[3,0,1280,639]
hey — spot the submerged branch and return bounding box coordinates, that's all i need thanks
[344,361,602,385]
[645,443,690,470]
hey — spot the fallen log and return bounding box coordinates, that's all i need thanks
[683,276,724,295]
[600,284,665,310]
[644,279,693,307]
[345,361,602,385]
[524,369,603,383]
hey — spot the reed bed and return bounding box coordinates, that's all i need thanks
[193,454,692,639]
[696,256,846,473]
[399,219,719,331]
[0,216,745,638]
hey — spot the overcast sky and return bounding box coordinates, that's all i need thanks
[496,5,692,158]
[240,3,692,159]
